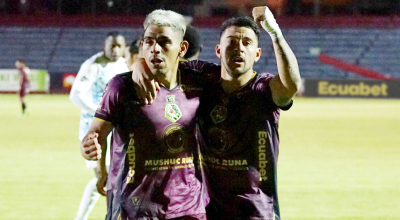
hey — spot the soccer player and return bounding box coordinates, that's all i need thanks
[80,9,213,220]
[15,60,30,117]
[131,6,301,220]
[197,7,301,220]
[182,25,202,61]
[69,32,128,220]
[124,39,142,70]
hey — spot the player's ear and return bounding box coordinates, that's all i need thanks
[216,44,221,59]
[254,48,261,62]
[179,40,189,58]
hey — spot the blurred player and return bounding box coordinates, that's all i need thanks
[69,31,129,220]
[80,9,213,220]
[15,60,30,117]
[182,25,202,61]
[124,39,142,70]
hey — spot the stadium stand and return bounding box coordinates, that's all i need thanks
[0,26,399,80]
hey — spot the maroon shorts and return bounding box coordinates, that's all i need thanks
[19,85,30,98]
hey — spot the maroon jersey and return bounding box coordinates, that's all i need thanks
[18,67,30,97]
[95,65,215,219]
[197,72,292,220]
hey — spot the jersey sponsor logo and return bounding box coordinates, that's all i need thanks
[126,133,136,184]
[258,131,268,181]
[162,124,187,154]
[144,157,194,170]
[208,127,233,154]
[210,105,227,124]
[144,157,193,166]
[201,154,248,170]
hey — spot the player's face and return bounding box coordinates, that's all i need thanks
[141,25,186,75]
[104,35,126,62]
[216,26,261,77]
[124,46,133,70]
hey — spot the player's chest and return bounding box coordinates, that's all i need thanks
[121,88,200,134]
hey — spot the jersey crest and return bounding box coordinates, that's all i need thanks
[210,105,227,124]
[165,95,182,122]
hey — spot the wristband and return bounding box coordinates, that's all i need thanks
[260,9,282,40]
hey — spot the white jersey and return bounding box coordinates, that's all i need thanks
[70,52,128,169]
[70,52,129,140]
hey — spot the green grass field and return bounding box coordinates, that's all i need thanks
[1,94,399,220]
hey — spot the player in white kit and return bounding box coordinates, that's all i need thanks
[69,32,129,220]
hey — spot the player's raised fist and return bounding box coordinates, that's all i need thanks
[81,132,102,161]
[252,6,282,40]
[252,6,268,23]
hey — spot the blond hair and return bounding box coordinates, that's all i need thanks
[143,9,186,37]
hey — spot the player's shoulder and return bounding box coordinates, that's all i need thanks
[106,72,133,90]
[84,52,103,64]
[179,60,221,84]
[250,72,275,87]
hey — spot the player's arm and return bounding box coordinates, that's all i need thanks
[253,6,301,107]
[69,58,100,115]
[69,67,98,114]
[132,59,220,103]
[80,117,113,196]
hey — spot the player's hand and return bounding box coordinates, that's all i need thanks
[96,172,108,196]
[131,58,160,105]
[80,132,102,161]
[252,6,282,40]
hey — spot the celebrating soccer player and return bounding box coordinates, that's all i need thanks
[80,9,215,220]
[131,6,301,220]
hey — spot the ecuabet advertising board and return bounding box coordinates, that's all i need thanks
[304,79,400,99]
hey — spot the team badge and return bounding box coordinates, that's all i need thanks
[210,105,227,124]
[165,95,182,122]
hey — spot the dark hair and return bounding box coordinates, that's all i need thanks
[107,31,121,38]
[183,25,202,59]
[128,39,141,55]
[16,59,25,64]
[219,17,260,41]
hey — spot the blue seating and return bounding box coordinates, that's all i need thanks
[0,26,398,79]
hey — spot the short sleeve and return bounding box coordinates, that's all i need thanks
[179,60,220,83]
[252,73,293,111]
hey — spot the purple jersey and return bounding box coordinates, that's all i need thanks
[95,66,213,219]
[197,72,292,220]
[18,67,30,97]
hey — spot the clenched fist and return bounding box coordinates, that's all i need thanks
[81,132,102,160]
[252,6,282,40]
